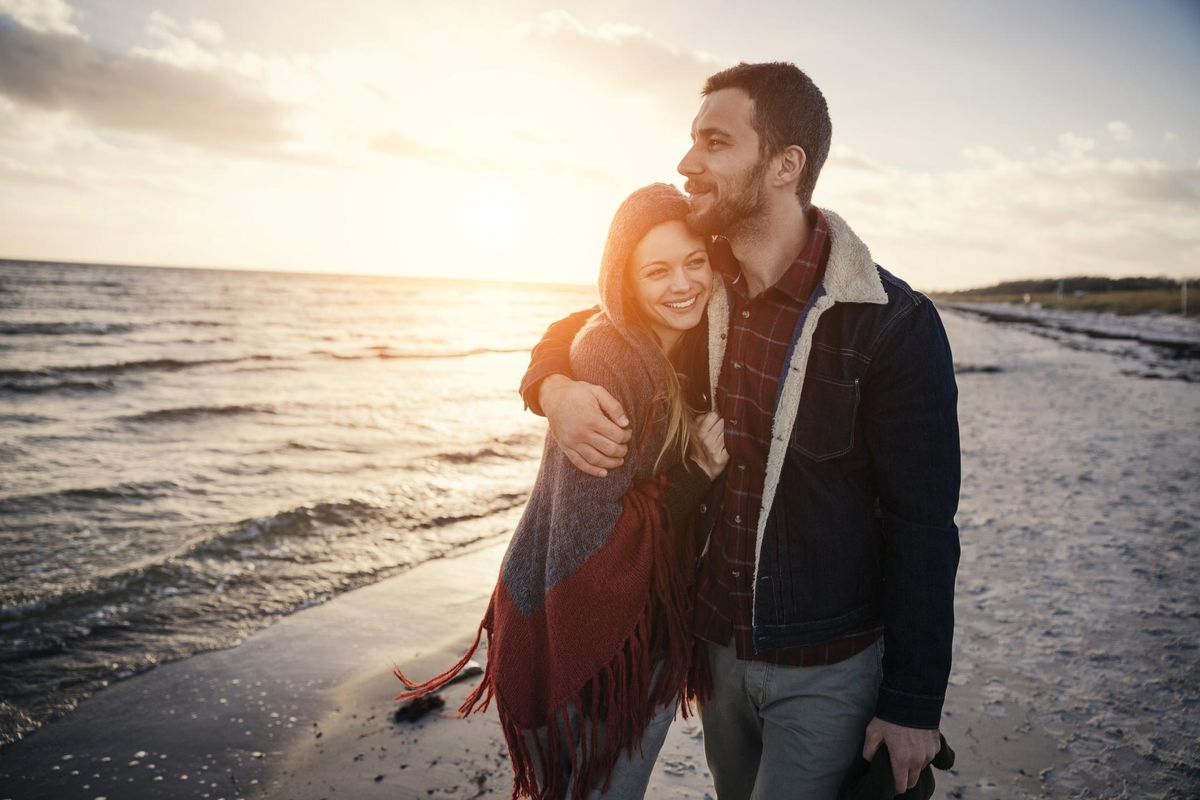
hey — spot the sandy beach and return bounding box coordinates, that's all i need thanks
[2,306,1198,800]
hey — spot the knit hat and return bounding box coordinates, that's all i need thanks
[597,183,693,352]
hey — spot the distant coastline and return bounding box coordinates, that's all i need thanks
[931,275,1196,318]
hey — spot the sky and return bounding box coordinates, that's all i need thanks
[0,0,1197,291]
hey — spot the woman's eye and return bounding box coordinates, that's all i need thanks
[648,270,668,280]
[687,259,708,269]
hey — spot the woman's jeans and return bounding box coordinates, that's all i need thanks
[525,672,677,799]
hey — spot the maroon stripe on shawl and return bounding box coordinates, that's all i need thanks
[396,474,702,800]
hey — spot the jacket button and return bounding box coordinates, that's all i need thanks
[741,309,750,319]
[733,361,743,369]
[699,503,707,514]
[734,514,742,523]
[731,570,741,578]
[737,463,746,471]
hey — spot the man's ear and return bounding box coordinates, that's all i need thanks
[775,145,807,189]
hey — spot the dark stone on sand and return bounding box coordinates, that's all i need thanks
[954,363,1005,374]
[393,693,445,723]
[444,660,485,687]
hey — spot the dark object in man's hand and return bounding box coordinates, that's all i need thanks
[838,733,956,800]
[393,693,446,723]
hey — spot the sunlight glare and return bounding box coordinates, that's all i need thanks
[457,181,528,252]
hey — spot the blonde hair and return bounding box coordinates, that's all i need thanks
[651,353,703,474]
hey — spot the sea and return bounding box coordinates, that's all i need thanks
[0,259,595,744]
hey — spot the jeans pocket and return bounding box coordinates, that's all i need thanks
[790,375,860,461]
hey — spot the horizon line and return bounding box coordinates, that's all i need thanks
[0,256,598,292]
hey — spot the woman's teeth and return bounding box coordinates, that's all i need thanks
[666,297,697,310]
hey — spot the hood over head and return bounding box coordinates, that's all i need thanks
[597,183,693,350]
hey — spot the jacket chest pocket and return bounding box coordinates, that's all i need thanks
[789,375,860,461]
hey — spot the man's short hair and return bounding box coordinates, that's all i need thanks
[703,62,832,210]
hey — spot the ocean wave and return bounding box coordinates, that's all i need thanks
[117,404,277,424]
[0,558,193,628]
[0,479,188,512]
[0,354,283,385]
[310,346,528,361]
[84,354,277,376]
[0,377,115,394]
[0,321,141,336]
[436,446,527,464]
[281,439,375,454]
[188,497,389,558]
[0,412,57,424]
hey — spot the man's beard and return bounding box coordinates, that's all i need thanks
[686,156,770,237]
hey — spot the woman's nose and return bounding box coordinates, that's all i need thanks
[669,267,690,292]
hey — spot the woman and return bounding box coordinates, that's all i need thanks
[395,183,729,799]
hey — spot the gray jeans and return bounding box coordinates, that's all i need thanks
[699,638,883,800]
[525,689,678,799]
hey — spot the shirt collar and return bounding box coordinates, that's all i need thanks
[708,208,830,303]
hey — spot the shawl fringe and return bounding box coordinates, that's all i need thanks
[394,475,703,800]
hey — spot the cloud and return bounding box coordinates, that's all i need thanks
[371,130,457,163]
[132,10,225,69]
[829,144,890,173]
[0,0,81,37]
[1107,120,1133,142]
[516,11,723,110]
[370,127,613,184]
[0,15,291,156]
[819,134,1200,290]
[1055,131,1096,159]
[0,154,80,188]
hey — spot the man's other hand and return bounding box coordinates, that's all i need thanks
[539,375,631,477]
[862,717,940,795]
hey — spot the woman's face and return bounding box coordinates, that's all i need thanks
[628,220,713,348]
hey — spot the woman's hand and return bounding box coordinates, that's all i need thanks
[693,411,728,479]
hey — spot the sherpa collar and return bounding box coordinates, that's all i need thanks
[747,208,887,630]
[819,208,887,305]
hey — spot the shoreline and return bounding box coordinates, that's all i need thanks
[939,300,1199,355]
[0,519,521,800]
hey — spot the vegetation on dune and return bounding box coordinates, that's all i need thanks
[931,277,1197,318]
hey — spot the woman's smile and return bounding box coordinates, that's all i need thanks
[664,295,700,312]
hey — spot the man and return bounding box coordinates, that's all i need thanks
[519,62,960,798]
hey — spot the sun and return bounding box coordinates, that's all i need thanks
[457,181,529,252]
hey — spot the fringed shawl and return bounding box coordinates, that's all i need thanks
[395,319,710,799]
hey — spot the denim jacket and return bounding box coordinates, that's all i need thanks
[520,209,960,730]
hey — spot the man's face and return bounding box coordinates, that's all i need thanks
[677,88,770,236]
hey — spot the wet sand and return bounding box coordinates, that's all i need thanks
[2,308,1198,799]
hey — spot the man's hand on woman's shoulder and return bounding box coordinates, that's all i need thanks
[539,375,632,478]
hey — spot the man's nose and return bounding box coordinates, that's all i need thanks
[677,143,701,177]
